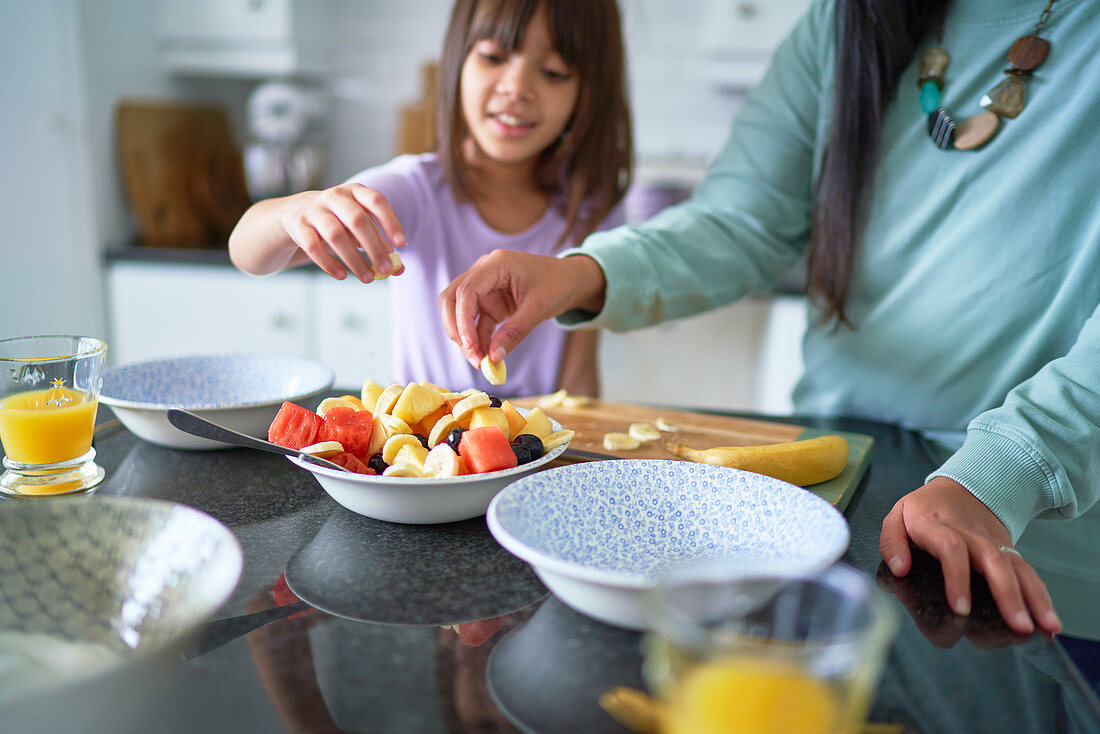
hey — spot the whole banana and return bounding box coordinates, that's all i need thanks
[670,435,849,486]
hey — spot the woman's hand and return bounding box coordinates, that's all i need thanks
[439,250,606,366]
[275,183,406,282]
[880,476,1062,636]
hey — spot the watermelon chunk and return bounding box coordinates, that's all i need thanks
[330,451,373,474]
[318,406,374,457]
[269,401,324,450]
[458,426,518,474]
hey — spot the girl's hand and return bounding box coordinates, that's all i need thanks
[277,183,406,282]
[879,476,1062,636]
[439,250,606,366]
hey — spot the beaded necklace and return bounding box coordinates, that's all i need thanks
[919,0,1058,150]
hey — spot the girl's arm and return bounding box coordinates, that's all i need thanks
[556,328,600,398]
[228,184,406,282]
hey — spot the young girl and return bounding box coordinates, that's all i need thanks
[229,0,631,398]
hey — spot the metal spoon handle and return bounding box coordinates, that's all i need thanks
[166,409,349,472]
[182,599,313,660]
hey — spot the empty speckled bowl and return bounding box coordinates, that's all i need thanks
[100,353,334,449]
[487,460,850,629]
[0,496,242,731]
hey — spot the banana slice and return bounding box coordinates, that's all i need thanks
[424,444,461,477]
[538,389,567,409]
[383,460,426,478]
[603,432,641,451]
[451,392,491,423]
[562,395,591,409]
[316,396,359,416]
[655,417,678,432]
[543,429,575,451]
[628,423,662,442]
[428,414,459,448]
[382,434,423,464]
[299,440,344,458]
[480,355,507,386]
[370,251,404,280]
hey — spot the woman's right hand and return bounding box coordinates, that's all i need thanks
[275,183,406,282]
[439,250,606,367]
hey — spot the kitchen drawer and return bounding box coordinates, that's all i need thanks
[107,262,312,365]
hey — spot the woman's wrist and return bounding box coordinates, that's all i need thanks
[563,254,607,315]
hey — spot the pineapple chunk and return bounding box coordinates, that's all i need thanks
[361,379,386,411]
[393,443,429,467]
[392,382,445,425]
[469,406,509,436]
[374,384,404,416]
[519,406,553,440]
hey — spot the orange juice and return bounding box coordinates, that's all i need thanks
[664,656,841,734]
[0,387,98,465]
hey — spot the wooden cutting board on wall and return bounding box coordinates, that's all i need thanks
[116,100,251,247]
[512,397,873,511]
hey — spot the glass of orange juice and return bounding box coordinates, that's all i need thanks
[0,335,108,497]
[643,562,896,734]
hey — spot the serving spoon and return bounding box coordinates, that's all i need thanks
[166,409,352,472]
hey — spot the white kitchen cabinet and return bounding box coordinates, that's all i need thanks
[313,276,393,390]
[106,262,313,365]
[699,0,813,91]
[158,0,334,77]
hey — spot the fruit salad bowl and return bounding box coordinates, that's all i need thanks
[288,427,570,524]
[100,354,334,450]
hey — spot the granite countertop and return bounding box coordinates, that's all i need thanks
[4,403,1098,733]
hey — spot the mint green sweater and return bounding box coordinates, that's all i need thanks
[563,0,1100,629]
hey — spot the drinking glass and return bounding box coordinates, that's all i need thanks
[0,335,108,497]
[643,562,896,734]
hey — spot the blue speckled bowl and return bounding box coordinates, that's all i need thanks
[487,460,850,629]
[100,354,334,450]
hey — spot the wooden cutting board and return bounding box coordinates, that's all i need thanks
[512,397,873,511]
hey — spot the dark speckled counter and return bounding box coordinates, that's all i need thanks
[5,405,1100,734]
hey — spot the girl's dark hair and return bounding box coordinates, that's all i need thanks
[437,0,632,246]
[808,0,948,325]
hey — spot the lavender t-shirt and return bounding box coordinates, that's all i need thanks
[346,153,622,397]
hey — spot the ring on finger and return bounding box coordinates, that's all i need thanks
[998,545,1023,558]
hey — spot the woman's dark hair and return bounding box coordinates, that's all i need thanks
[436,0,633,246]
[808,0,948,325]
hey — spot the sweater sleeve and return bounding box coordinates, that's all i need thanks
[558,0,834,332]
[930,301,1100,541]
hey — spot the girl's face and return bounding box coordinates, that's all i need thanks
[460,4,580,170]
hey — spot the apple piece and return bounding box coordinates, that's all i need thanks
[519,406,553,440]
[469,406,509,436]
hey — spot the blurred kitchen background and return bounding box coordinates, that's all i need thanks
[2,0,809,413]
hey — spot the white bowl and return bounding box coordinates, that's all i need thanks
[100,353,334,450]
[0,496,242,732]
[487,460,850,630]
[287,419,569,525]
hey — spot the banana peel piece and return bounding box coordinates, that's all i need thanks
[670,435,849,487]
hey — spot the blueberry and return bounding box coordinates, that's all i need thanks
[512,445,532,464]
[414,433,429,448]
[367,453,388,475]
[488,395,502,408]
[446,426,466,453]
[512,433,544,459]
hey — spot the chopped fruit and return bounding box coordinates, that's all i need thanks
[628,423,662,442]
[383,433,424,464]
[500,401,527,440]
[338,394,367,411]
[392,381,446,425]
[544,429,575,451]
[451,392,491,424]
[317,396,361,416]
[318,406,375,457]
[655,416,678,432]
[603,432,641,451]
[424,444,461,477]
[562,395,591,409]
[330,452,372,474]
[393,443,429,467]
[429,414,460,448]
[459,426,518,474]
[269,402,324,450]
[538,389,567,408]
[512,444,531,464]
[480,355,507,386]
[469,406,509,436]
[367,453,388,475]
[416,404,451,436]
[300,440,344,458]
[419,380,448,394]
[446,426,466,453]
[511,433,544,460]
[361,379,386,411]
[383,460,426,477]
[373,383,404,416]
[370,251,404,280]
[518,407,553,440]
